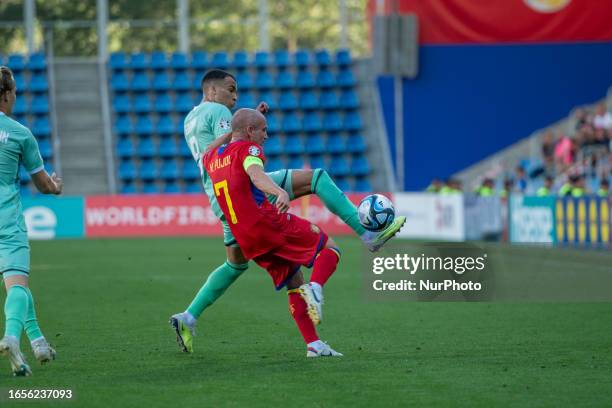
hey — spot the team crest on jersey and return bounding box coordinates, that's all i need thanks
[248,146,261,156]
[524,0,570,13]
[310,224,320,234]
[0,130,9,144]
[219,119,231,130]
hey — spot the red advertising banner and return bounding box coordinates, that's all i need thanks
[367,0,612,44]
[85,194,372,238]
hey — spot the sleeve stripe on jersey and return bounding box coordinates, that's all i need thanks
[28,165,45,175]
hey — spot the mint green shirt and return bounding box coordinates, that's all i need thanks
[0,112,44,237]
[183,101,233,217]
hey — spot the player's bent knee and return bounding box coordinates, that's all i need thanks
[311,168,330,194]
[2,272,29,291]
[226,245,249,264]
[286,270,305,290]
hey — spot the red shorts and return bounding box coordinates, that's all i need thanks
[253,214,328,290]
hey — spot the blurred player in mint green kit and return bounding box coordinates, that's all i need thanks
[0,66,63,376]
[170,69,406,353]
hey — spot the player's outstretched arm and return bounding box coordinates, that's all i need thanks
[205,131,233,154]
[246,164,290,213]
[31,170,63,195]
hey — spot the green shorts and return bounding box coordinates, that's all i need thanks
[0,232,30,277]
[220,169,294,246]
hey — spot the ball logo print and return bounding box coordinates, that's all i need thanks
[524,0,571,13]
[358,194,395,232]
[248,146,260,156]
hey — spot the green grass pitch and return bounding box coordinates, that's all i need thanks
[1,237,611,407]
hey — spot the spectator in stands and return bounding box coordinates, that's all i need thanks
[597,179,610,197]
[476,178,495,197]
[594,127,610,149]
[426,178,442,193]
[558,174,576,197]
[541,131,555,168]
[439,178,462,194]
[554,134,575,171]
[536,176,554,197]
[571,175,587,197]
[499,179,513,198]
[593,103,612,130]
[514,166,527,193]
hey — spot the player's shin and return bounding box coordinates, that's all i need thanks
[24,288,44,342]
[311,247,341,287]
[287,289,318,344]
[3,285,28,340]
[311,169,366,236]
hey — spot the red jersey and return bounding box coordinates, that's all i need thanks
[203,140,288,259]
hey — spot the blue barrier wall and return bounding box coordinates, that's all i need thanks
[378,42,612,190]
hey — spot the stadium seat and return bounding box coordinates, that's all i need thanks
[29,74,48,93]
[236,92,256,110]
[160,159,179,180]
[264,136,282,156]
[150,51,169,70]
[143,182,160,194]
[308,154,326,170]
[121,182,137,194]
[135,115,154,135]
[111,72,129,92]
[130,52,149,70]
[335,49,352,67]
[7,54,25,71]
[281,113,301,133]
[296,70,315,89]
[326,133,345,154]
[346,134,366,153]
[181,160,200,180]
[275,71,295,89]
[152,72,171,91]
[13,97,26,115]
[255,72,274,90]
[343,111,363,131]
[191,51,209,70]
[294,50,311,68]
[305,134,325,155]
[232,50,249,70]
[14,115,28,127]
[31,95,49,115]
[185,181,202,193]
[153,93,173,113]
[351,155,370,176]
[109,52,128,71]
[315,49,332,67]
[32,117,51,138]
[137,137,156,158]
[258,91,277,111]
[274,50,290,68]
[175,92,195,113]
[339,90,359,109]
[266,113,281,134]
[117,137,135,159]
[14,73,26,94]
[266,157,283,172]
[172,72,191,91]
[191,51,210,71]
[337,69,356,88]
[254,51,270,69]
[211,51,229,69]
[319,90,339,110]
[284,135,305,155]
[302,112,322,133]
[156,115,175,135]
[316,70,336,88]
[113,94,131,113]
[164,181,181,194]
[299,91,318,110]
[322,112,342,132]
[329,156,349,177]
[130,72,151,92]
[158,136,178,158]
[133,94,152,113]
[171,52,189,70]
[335,177,351,192]
[39,140,52,160]
[174,116,184,135]
[287,156,304,169]
[192,73,204,91]
[235,71,254,91]
[114,115,134,135]
[139,159,159,181]
[354,177,372,192]
[179,140,192,158]
[278,92,298,111]
[118,159,136,181]
[27,52,47,71]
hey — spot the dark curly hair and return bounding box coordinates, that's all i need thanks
[0,66,15,98]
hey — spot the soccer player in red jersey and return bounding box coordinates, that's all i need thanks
[203,108,342,357]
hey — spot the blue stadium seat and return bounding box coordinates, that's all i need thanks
[278,92,298,111]
[255,72,273,90]
[181,161,200,180]
[143,182,160,194]
[254,51,270,69]
[109,52,128,71]
[343,112,363,131]
[14,115,28,127]
[322,112,342,132]
[135,115,154,135]
[14,73,26,94]
[235,71,254,91]
[130,72,151,92]
[326,133,345,154]
[351,155,370,176]
[287,156,304,169]
[281,113,301,133]
[175,92,194,113]
[158,136,178,158]
[354,177,372,192]
[39,140,52,160]
[296,71,315,89]
[174,116,184,135]
[264,136,282,156]
[337,69,356,88]
[137,137,156,158]
[152,72,171,91]
[266,157,284,172]
[305,134,325,155]
[32,117,50,138]
[258,91,277,110]
[114,115,134,135]
[232,51,249,70]
[28,52,47,71]
[308,154,326,170]
[153,93,173,113]
[13,97,26,115]
[130,52,149,70]
[118,159,136,181]
[335,177,351,192]
[179,140,192,158]
[299,91,318,110]
[156,115,175,135]
[274,50,290,68]
[150,51,169,70]
[163,182,181,194]
[192,73,204,91]
[160,159,179,180]
[113,94,131,113]
[339,90,359,109]
[191,51,208,70]
[29,74,48,93]
[185,181,202,193]
[171,52,189,70]
[295,50,311,68]
[329,156,349,177]
[133,94,152,113]
[284,135,304,155]
[139,159,159,181]
[275,71,295,89]
[302,112,322,133]
[111,72,129,92]
[236,92,255,110]
[319,90,339,110]
[266,113,280,134]
[211,51,229,69]
[121,182,137,194]
[31,95,49,115]
[335,49,352,67]
[346,134,366,153]
[7,54,25,71]
[316,70,336,88]
[117,137,135,159]
[315,50,332,67]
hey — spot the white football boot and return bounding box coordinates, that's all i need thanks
[0,336,32,376]
[361,215,407,252]
[306,341,343,358]
[299,283,323,325]
[32,339,56,365]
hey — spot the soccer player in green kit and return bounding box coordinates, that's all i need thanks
[170,69,406,353]
[0,66,63,376]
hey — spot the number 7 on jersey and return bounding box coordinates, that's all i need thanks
[214,180,238,224]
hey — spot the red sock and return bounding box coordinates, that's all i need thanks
[311,247,340,287]
[288,290,318,344]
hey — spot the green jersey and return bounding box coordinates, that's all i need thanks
[184,101,233,216]
[0,112,43,237]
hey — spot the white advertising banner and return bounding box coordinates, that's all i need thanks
[394,193,465,241]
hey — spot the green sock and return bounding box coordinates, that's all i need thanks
[311,168,366,235]
[186,261,248,319]
[4,285,28,340]
[24,288,43,342]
